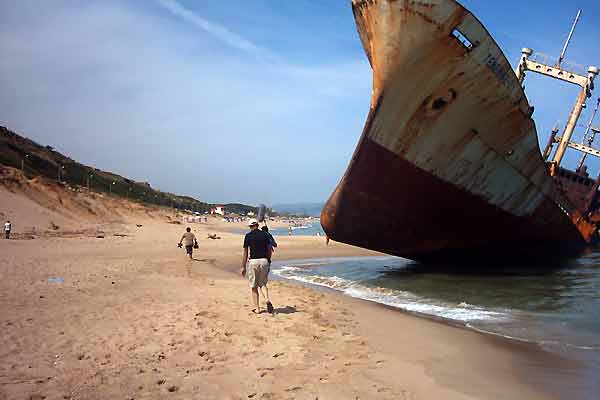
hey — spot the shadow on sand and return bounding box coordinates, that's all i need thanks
[274,306,297,314]
[191,258,216,264]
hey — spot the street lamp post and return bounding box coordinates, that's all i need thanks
[110,181,115,195]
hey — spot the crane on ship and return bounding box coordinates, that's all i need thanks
[516,9,600,233]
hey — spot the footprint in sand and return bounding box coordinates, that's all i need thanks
[195,311,212,318]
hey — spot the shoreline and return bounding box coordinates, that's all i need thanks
[189,240,586,400]
[268,257,587,400]
[0,216,584,399]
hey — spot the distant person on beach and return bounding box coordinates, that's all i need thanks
[178,227,197,260]
[241,219,274,314]
[4,220,11,239]
[288,226,292,236]
[261,226,277,259]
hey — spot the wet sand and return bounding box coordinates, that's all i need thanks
[0,212,578,400]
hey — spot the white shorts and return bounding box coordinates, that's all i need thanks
[247,258,270,288]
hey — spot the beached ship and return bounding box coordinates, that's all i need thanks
[321,0,600,263]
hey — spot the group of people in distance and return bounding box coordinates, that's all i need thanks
[178,218,277,315]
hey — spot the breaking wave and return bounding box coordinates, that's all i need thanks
[273,263,508,322]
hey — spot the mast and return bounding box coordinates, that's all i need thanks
[576,98,600,172]
[557,9,581,68]
[516,9,599,168]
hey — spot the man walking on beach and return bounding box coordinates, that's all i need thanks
[178,227,197,260]
[4,220,11,239]
[241,219,273,314]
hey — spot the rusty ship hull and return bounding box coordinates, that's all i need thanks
[321,0,595,263]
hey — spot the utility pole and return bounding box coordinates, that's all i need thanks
[21,154,29,174]
[57,165,65,182]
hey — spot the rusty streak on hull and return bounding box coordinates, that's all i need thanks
[322,0,592,263]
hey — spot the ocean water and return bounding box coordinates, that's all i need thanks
[271,252,600,392]
[270,223,324,237]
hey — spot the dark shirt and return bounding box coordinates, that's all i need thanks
[267,232,277,248]
[243,229,269,259]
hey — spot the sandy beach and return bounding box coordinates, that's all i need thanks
[0,179,578,400]
[0,170,584,400]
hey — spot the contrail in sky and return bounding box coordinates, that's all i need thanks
[156,0,281,64]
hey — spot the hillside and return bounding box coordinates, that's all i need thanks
[0,126,253,214]
[0,165,181,236]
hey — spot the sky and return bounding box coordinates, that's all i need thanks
[1,0,599,205]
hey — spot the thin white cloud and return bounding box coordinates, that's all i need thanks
[156,0,281,64]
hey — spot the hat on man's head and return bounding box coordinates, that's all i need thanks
[248,218,258,226]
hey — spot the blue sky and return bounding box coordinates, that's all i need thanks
[1,1,599,205]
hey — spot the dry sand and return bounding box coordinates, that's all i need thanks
[0,174,573,399]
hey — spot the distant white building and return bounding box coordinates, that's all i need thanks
[211,205,225,215]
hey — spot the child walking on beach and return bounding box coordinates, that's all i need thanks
[261,225,277,259]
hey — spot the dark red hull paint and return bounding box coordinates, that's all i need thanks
[321,137,586,264]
